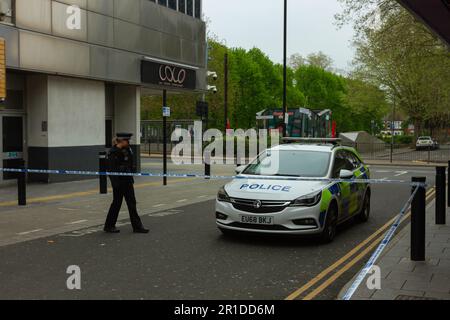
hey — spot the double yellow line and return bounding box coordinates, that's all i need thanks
[285,188,436,301]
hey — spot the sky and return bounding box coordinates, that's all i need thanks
[203,0,356,72]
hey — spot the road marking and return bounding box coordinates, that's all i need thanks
[0,178,196,208]
[394,171,408,177]
[198,195,208,198]
[177,199,187,203]
[17,229,43,236]
[66,220,88,225]
[152,204,166,208]
[58,208,78,211]
[304,191,438,301]
[285,188,435,301]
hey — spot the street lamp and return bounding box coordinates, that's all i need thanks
[283,0,288,137]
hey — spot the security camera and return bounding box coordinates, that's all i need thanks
[207,85,218,94]
[207,71,218,81]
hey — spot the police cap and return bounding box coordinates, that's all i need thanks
[116,133,133,140]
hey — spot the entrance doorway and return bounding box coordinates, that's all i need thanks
[1,116,25,181]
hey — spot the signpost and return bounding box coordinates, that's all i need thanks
[162,91,169,186]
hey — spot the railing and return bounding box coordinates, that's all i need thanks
[349,142,450,163]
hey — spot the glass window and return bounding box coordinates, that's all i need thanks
[194,0,201,18]
[345,151,362,169]
[168,0,177,9]
[178,0,186,13]
[332,151,350,177]
[243,150,331,178]
[186,0,193,16]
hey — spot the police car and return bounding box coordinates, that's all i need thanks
[216,139,371,243]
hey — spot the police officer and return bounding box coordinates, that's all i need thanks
[104,133,149,234]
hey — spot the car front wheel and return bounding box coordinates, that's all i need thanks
[357,191,371,222]
[320,204,338,243]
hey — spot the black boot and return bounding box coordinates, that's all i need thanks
[133,227,149,234]
[104,227,120,234]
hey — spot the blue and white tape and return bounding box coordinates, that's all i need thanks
[342,186,420,300]
[0,167,427,186]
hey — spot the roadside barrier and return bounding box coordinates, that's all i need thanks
[0,167,429,185]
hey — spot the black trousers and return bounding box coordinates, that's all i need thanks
[105,183,144,230]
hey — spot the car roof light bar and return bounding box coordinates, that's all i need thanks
[282,138,342,145]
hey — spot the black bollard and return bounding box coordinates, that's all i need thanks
[448,161,450,208]
[17,160,26,206]
[99,152,108,194]
[411,177,426,261]
[436,167,446,225]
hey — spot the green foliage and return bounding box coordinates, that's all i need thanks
[337,0,450,139]
[141,39,388,134]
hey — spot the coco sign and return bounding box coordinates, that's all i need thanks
[141,60,196,90]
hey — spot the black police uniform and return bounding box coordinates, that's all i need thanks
[104,137,147,233]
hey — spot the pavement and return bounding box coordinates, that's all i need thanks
[0,162,441,300]
[339,202,450,300]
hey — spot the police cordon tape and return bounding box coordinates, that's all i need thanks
[0,167,427,187]
[342,186,420,300]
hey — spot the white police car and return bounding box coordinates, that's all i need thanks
[216,139,371,242]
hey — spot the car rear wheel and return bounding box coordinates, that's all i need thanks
[357,191,371,223]
[320,204,338,243]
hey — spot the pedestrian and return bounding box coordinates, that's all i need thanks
[104,133,149,234]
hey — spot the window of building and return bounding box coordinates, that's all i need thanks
[178,0,186,13]
[186,0,193,16]
[153,0,200,19]
[168,0,177,10]
[194,0,201,18]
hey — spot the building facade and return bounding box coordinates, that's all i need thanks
[0,0,207,183]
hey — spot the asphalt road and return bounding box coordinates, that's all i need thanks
[0,166,437,300]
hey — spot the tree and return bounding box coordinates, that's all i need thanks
[347,6,450,138]
[306,51,334,71]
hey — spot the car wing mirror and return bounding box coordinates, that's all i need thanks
[339,169,354,180]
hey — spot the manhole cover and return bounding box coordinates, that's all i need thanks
[395,295,440,300]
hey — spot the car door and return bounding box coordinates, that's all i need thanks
[331,150,353,221]
[344,150,366,215]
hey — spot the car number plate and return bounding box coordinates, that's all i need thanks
[240,215,274,225]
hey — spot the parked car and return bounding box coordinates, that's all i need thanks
[416,136,438,150]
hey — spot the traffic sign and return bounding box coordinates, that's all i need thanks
[162,106,171,118]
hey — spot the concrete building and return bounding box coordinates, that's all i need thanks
[0,0,207,184]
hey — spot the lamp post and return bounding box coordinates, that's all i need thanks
[282,0,288,137]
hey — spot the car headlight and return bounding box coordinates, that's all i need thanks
[290,191,322,207]
[217,186,231,202]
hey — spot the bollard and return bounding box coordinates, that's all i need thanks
[448,161,450,208]
[17,160,26,206]
[99,152,108,194]
[205,151,211,179]
[411,177,426,261]
[436,167,446,225]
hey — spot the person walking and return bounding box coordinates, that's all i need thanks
[104,133,149,234]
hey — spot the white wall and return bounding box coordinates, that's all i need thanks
[114,85,141,145]
[47,76,105,147]
[26,75,49,147]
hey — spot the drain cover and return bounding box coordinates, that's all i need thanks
[395,295,440,300]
